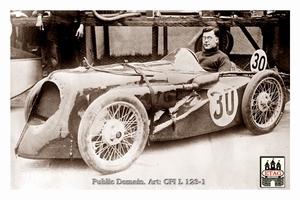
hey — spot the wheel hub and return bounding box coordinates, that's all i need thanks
[102,119,126,145]
[257,92,272,111]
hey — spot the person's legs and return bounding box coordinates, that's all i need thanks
[58,23,81,68]
[46,22,60,72]
[48,42,59,70]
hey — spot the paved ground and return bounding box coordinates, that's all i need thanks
[10,102,290,190]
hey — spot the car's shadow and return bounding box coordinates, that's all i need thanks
[17,157,89,171]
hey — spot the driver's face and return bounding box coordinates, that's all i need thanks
[202,30,218,50]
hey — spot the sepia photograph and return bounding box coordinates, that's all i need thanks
[7,1,296,197]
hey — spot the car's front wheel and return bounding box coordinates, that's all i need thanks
[78,91,149,174]
[241,70,285,134]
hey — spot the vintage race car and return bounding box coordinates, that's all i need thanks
[15,48,290,174]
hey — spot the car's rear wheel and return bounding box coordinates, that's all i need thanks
[241,70,285,134]
[78,92,149,174]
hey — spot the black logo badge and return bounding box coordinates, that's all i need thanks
[260,156,285,188]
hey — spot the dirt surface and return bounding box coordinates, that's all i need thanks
[10,101,290,190]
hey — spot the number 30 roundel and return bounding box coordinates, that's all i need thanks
[207,87,238,127]
[250,49,268,72]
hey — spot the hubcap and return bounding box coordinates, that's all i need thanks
[102,119,125,145]
[257,92,271,112]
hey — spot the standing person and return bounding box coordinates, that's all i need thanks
[33,10,86,76]
[195,26,232,72]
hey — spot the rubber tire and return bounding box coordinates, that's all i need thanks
[78,91,149,174]
[241,70,285,134]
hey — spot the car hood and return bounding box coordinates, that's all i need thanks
[45,60,209,90]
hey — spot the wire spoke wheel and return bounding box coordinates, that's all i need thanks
[251,78,283,127]
[242,70,285,134]
[78,92,149,174]
[91,102,141,161]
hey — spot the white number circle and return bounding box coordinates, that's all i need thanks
[208,87,238,127]
[250,49,268,72]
